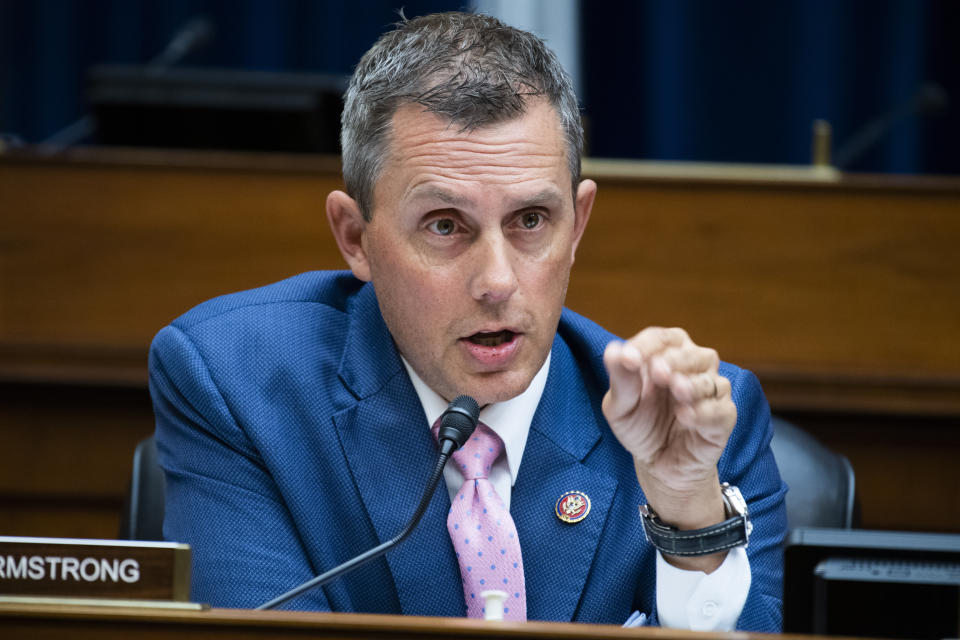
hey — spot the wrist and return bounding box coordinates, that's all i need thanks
[634,465,725,530]
[639,483,752,569]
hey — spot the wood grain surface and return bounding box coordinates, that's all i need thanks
[1,148,958,536]
[0,601,867,640]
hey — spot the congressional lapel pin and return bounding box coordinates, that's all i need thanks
[555,491,591,523]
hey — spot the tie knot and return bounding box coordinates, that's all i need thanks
[448,421,502,480]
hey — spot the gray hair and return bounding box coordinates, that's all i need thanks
[341,11,583,220]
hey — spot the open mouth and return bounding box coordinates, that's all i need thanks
[467,330,516,347]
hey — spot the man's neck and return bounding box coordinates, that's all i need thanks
[401,353,552,486]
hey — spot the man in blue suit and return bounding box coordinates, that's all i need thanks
[150,12,786,630]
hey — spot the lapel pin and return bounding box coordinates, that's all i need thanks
[555,491,591,524]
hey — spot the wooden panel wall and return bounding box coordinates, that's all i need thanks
[569,166,960,415]
[1,149,343,385]
[1,148,958,537]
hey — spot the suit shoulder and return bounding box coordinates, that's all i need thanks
[169,270,364,332]
[555,307,620,390]
[718,361,764,404]
[557,309,766,404]
[558,307,620,359]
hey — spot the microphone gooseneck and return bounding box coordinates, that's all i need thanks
[41,15,217,152]
[834,82,949,169]
[149,16,216,69]
[256,395,480,610]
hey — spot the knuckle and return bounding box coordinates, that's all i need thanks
[718,375,732,394]
[602,341,619,363]
[704,374,718,393]
[703,347,720,367]
[635,326,662,340]
[662,346,684,366]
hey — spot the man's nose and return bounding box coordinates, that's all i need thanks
[470,235,519,304]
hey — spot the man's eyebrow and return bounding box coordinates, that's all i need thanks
[511,188,565,209]
[407,186,472,207]
[406,186,565,209]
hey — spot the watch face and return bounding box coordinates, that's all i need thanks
[722,484,748,515]
[722,484,753,540]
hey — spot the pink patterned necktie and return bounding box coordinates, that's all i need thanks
[433,420,527,621]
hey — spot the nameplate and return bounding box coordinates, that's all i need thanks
[0,536,190,601]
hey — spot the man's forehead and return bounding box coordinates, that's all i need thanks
[387,99,565,151]
[406,184,566,210]
[363,99,573,219]
[383,102,566,169]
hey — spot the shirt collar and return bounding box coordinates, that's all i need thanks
[402,352,551,487]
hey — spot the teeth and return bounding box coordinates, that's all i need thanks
[471,331,511,347]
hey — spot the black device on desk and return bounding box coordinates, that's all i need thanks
[784,527,960,639]
[87,66,346,154]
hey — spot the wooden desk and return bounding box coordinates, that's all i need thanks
[0,601,796,640]
[1,148,958,536]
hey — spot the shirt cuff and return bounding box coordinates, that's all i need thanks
[655,545,751,631]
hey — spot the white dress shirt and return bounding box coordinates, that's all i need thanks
[401,353,750,630]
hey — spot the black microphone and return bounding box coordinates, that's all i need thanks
[834,82,949,169]
[148,16,216,70]
[256,394,480,610]
[41,15,217,152]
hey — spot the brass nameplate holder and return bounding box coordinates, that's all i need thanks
[0,536,195,606]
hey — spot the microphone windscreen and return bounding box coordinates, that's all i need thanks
[437,395,479,449]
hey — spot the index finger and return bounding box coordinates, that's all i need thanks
[602,340,648,418]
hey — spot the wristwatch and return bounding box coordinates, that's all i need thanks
[638,483,752,557]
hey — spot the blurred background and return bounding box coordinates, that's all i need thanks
[1,0,958,563]
[1,0,958,173]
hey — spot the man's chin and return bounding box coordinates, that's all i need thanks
[457,370,534,406]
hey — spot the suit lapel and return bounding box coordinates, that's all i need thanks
[333,286,619,620]
[332,284,465,617]
[512,340,618,622]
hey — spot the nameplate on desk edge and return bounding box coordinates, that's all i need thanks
[0,536,191,602]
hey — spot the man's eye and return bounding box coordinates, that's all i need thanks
[520,211,543,230]
[428,218,457,235]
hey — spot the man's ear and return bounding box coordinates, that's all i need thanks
[326,190,372,282]
[570,178,597,263]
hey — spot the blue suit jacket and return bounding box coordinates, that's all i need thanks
[149,271,786,630]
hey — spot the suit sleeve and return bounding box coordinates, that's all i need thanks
[720,365,788,632]
[149,324,331,610]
